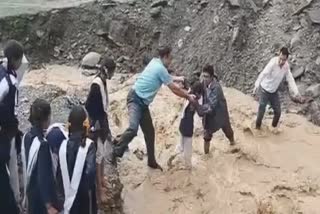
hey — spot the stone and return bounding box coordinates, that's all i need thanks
[292,66,305,79]
[36,30,45,38]
[305,84,320,98]
[184,26,191,32]
[177,39,183,48]
[81,52,101,67]
[227,0,240,8]
[150,7,162,18]
[81,69,99,77]
[96,29,108,38]
[151,0,168,8]
[200,0,209,7]
[316,56,320,65]
[308,9,320,24]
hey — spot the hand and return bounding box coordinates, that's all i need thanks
[46,205,58,214]
[187,94,197,104]
[252,87,258,96]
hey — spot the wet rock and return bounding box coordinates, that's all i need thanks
[227,0,240,8]
[81,52,101,68]
[316,56,320,65]
[151,0,168,8]
[308,9,320,24]
[290,32,302,49]
[292,66,305,79]
[150,7,162,18]
[305,84,320,98]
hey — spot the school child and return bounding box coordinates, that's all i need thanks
[21,99,60,214]
[0,40,25,213]
[177,81,204,168]
[59,105,97,214]
[85,56,115,206]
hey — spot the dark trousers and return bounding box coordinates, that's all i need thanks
[256,88,281,129]
[114,90,156,165]
[203,120,234,143]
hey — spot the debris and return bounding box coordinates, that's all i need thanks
[292,66,305,79]
[227,0,240,8]
[177,39,183,48]
[290,32,302,49]
[81,52,101,68]
[200,0,209,8]
[292,0,314,16]
[246,0,259,13]
[151,0,168,8]
[305,84,320,98]
[96,29,108,38]
[262,0,271,8]
[150,7,162,18]
[133,149,144,161]
[36,30,45,38]
[231,26,240,46]
[308,9,320,24]
[101,2,117,9]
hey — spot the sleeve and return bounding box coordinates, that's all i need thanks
[0,77,9,103]
[286,69,299,96]
[158,66,173,86]
[85,83,105,120]
[37,141,57,206]
[84,143,96,190]
[254,58,274,89]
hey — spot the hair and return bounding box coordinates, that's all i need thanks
[190,81,204,96]
[280,47,289,57]
[98,56,116,78]
[29,99,51,128]
[68,105,87,147]
[202,64,215,77]
[158,46,172,58]
[4,40,24,62]
[143,55,152,66]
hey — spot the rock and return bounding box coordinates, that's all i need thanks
[151,0,168,8]
[292,66,305,79]
[150,7,162,18]
[81,52,101,67]
[305,84,320,98]
[177,39,183,48]
[200,0,209,7]
[290,33,302,49]
[36,30,45,38]
[133,149,144,161]
[117,56,130,63]
[297,83,309,96]
[316,56,320,65]
[184,26,191,32]
[96,29,108,38]
[231,26,240,46]
[227,0,240,8]
[308,9,320,24]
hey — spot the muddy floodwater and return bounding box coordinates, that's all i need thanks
[20,65,320,214]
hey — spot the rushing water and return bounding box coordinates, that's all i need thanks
[0,0,94,17]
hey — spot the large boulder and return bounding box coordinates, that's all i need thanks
[81,52,101,68]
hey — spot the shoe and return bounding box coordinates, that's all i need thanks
[270,126,281,135]
[175,144,183,154]
[113,145,126,158]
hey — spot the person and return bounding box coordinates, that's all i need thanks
[0,40,25,213]
[113,46,196,170]
[58,106,97,214]
[21,99,60,214]
[85,56,115,208]
[253,47,301,132]
[199,65,235,154]
[176,81,204,168]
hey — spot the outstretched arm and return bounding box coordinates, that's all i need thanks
[286,69,300,98]
[167,82,195,102]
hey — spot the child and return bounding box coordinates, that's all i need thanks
[85,56,115,207]
[177,81,204,168]
[21,99,60,214]
[58,105,97,214]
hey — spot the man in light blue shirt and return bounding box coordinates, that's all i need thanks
[113,46,196,170]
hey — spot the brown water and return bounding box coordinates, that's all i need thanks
[23,65,320,214]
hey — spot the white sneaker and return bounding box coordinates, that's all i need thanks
[175,144,183,153]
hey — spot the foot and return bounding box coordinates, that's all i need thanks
[270,126,281,135]
[148,161,163,171]
[204,141,210,154]
[229,140,236,146]
[175,144,183,154]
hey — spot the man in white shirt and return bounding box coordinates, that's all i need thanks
[253,47,301,131]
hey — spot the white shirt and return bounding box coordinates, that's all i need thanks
[254,56,299,96]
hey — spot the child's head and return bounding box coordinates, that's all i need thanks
[4,40,24,70]
[190,81,204,99]
[68,105,90,147]
[29,99,51,130]
[98,56,116,80]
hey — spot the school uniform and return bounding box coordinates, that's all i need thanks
[0,60,21,214]
[59,132,97,214]
[22,126,60,214]
[85,76,111,164]
[177,101,196,167]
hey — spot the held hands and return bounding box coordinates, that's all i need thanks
[187,94,198,104]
